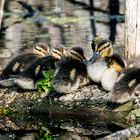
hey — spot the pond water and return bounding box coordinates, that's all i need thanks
[0,0,126,139]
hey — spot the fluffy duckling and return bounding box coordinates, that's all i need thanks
[101,54,126,91]
[0,42,49,79]
[86,39,113,83]
[52,46,91,94]
[108,65,140,104]
[13,44,65,90]
[108,67,140,104]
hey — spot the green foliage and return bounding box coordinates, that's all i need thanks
[37,70,54,93]
[40,129,54,140]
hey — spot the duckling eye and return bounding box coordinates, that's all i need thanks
[70,68,76,80]
[35,46,42,52]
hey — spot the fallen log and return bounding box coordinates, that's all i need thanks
[0,85,134,124]
[0,84,139,139]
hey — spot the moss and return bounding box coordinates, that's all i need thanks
[0,107,15,116]
[114,101,134,112]
[126,108,140,125]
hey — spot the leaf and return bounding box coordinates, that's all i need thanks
[36,70,55,93]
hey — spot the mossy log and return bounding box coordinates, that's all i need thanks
[0,85,140,138]
[0,85,134,122]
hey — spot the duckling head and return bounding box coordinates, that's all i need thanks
[33,42,50,57]
[51,44,66,60]
[88,39,113,64]
[69,46,86,62]
[101,54,127,91]
[91,36,103,52]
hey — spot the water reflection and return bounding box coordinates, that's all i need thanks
[0,0,125,139]
[0,113,124,140]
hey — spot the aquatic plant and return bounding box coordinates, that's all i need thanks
[40,129,54,140]
[37,70,54,93]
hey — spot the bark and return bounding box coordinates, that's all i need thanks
[0,0,5,29]
[125,0,140,58]
[99,124,140,140]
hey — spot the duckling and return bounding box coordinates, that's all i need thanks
[52,46,91,94]
[13,44,65,90]
[107,56,140,104]
[101,54,126,91]
[108,67,140,104]
[0,42,49,79]
[86,39,113,83]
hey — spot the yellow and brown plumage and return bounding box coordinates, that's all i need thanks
[87,39,113,83]
[101,54,126,91]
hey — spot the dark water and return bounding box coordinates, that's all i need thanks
[0,0,125,139]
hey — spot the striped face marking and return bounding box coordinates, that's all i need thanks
[70,50,84,62]
[96,41,113,57]
[51,49,62,59]
[33,45,49,57]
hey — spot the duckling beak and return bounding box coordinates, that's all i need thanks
[89,52,101,63]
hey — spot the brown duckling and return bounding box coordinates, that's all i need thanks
[52,46,91,94]
[0,42,49,79]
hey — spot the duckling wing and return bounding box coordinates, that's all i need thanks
[0,78,16,87]
[1,54,39,79]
